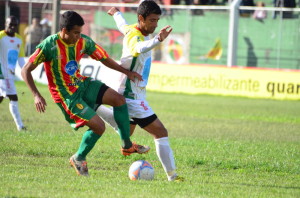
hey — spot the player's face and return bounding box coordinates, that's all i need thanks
[139,14,160,35]
[63,25,82,44]
[5,18,18,36]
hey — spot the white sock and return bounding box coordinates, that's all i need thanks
[96,105,119,133]
[9,101,24,130]
[154,137,176,179]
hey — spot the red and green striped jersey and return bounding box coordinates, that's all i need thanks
[29,33,109,103]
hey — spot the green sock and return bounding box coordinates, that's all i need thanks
[113,104,132,149]
[76,130,101,161]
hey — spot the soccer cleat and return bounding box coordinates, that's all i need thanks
[168,174,184,182]
[69,155,89,176]
[121,142,150,156]
[18,126,27,131]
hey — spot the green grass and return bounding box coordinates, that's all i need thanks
[1,81,300,198]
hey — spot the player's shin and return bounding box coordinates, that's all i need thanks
[76,129,101,161]
[113,104,132,149]
[9,100,24,130]
[154,137,177,178]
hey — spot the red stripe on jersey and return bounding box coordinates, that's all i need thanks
[29,48,45,65]
[56,39,76,94]
[74,38,87,80]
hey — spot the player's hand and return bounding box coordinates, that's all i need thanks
[158,25,173,42]
[107,7,120,16]
[34,94,47,113]
[127,71,142,82]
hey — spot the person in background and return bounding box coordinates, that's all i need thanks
[252,1,267,21]
[101,1,184,182]
[0,16,26,131]
[24,17,43,56]
[40,18,51,40]
[21,11,150,176]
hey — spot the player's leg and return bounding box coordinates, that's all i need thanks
[96,85,149,155]
[2,78,26,131]
[8,95,26,131]
[96,105,137,136]
[76,115,106,160]
[70,115,105,175]
[100,87,133,149]
[140,118,181,181]
[96,105,119,133]
[58,97,105,176]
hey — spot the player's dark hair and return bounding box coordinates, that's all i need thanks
[59,11,85,31]
[137,0,162,20]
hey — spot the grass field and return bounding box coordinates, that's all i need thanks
[1,81,300,198]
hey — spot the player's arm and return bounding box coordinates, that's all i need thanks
[107,7,128,34]
[135,25,173,53]
[88,41,142,82]
[101,57,142,82]
[21,61,47,113]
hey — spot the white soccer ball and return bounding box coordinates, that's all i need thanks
[128,160,154,181]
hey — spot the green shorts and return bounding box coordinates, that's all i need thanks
[57,79,109,130]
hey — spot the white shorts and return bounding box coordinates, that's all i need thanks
[125,98,154,119]
[0,79,17,97]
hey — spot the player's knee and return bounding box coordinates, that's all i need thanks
[160,128,168,138]
[93,124,106,135]
[113,94,126,106]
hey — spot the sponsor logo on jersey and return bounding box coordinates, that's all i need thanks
[65,60,78,76]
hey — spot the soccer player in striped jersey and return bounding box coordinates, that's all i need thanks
[0,16,26,131]
[21,11,149,176]
[101,1,183,181]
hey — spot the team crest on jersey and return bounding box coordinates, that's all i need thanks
[65,60,78,76]
[76,103,83,109]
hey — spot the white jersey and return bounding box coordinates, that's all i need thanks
[0,30,25,80]
[112,12,161,100]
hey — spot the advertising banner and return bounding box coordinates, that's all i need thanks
[15,59,300,100]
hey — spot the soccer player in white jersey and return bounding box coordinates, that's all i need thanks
[99,0,183,181]
[0,16,26,131]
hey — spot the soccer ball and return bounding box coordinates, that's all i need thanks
[128,160,154,181]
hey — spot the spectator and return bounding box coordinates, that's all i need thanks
[273,0,296,19]
[40,18,51,40]
[24,17,42,56]
[252,1,267,20]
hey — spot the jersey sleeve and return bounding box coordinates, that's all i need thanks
[28,41,47,66]
[113,11,129,35]
[125,29,161,57]
[83,35,109,61]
